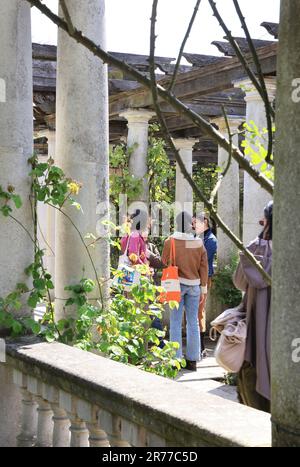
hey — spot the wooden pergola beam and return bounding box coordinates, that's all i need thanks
[109,43,277,116]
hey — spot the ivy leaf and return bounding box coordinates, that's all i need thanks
[27,292,40,309]
[0,205,12,217]
[12,321,23,335]
[33,278,46,290]
[11,194,22,209]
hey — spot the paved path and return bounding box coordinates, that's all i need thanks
[176,339,239,403]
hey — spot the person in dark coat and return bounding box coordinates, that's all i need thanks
[194,214,218,356]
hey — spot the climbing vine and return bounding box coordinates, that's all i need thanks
[0,157,184,378]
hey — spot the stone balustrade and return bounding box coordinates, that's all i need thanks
[2,337,271,447]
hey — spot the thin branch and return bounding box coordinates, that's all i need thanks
[37,215,55,257]
[24,0,273,196]
[149,1,271,286]
[59,0,75,35]
[8,214,35,244]
[208,0,275,126]
[232,0,274,165]
[49,204,104,307]
[209,106,233,204]
[168,0,202,92]
[25,0,272,285]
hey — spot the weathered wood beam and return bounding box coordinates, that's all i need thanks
[33,42,57,60]
[212,37,275,57]
[109,43,277,116]
[160,100,245,118]
[183,53,228,67]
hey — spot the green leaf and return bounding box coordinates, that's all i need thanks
[33,278,46,290]
[0,205,12,217]
[11,194,22,209]
[12,321,23,335]
[27,292,40,309]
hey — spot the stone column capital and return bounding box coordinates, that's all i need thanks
[173,137,198,151]
[120,108,155,124]
[212,115,244,133]
[234,77,276,103]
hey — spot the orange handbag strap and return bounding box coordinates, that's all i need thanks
[170,238,176,266]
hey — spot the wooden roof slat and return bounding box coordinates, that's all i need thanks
[109,42,277,116]
[212,37,275,56]
[261,22,279,39]
[183,53,228,67]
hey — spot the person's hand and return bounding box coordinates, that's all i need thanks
[200,293,207,306]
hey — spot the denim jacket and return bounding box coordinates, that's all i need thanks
[204,229,217,277]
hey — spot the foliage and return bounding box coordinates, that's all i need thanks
[0,184,22,217]
[0,158,184,378]
[213,254,242,308]
[193,164,219,206]
[40,275,185,378]
[241,121,275,181]
[109,143,143,206]
[147,124,175,203]
[29,155,82,209]
[224,372,237,386]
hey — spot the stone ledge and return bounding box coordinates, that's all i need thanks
[5,338,271,447]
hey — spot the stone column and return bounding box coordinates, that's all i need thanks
[0,0,33,302]
[55,0,110,319]
[174,138,196,217]
[235,78,276,245]
[272,0,300,446]
[0,0,33,447]
[120,109,155,203]
[213,116,242,267]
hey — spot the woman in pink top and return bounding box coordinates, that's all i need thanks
[121,210,148,265]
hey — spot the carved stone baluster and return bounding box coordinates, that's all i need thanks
[100,410,131,447]
[59,390,89,447]
[51,406,70,447]
[13,370,38,447]
[26,376,54,447]
[76,400,110,447]
[35,397,54,447]
[69,417,89,447]
[42,383,70,447]
[17,389,38,447]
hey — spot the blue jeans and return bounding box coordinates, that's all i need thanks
[151,316,165,349]
[170,284,201,361]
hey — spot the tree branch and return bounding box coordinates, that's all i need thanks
[168,0,202,92]
[149,1,271,285]
[209,106,233,205]
[25,0,273,196]
[208,0,275,127]
[232,0,274,165]
[59,0,75,35]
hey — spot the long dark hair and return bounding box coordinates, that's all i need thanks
[259,201,273,241]
[130,209,148,232]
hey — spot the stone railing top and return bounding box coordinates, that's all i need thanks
[6,338,271,447]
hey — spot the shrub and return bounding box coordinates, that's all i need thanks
[213,255,242,308]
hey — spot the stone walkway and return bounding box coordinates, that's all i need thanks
[176,338,239,403]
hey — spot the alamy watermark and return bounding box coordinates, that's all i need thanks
[96,196,205,242]
[0,339,6,363]
[0,78,6,103]
[291,78,300,103]
[291,338,300,363]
